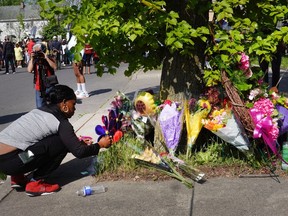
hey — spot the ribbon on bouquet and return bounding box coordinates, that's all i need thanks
[249,108,278,156]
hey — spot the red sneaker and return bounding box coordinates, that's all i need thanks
[25,180,61,197]
[11,174,28,190]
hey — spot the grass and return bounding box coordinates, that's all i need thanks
[93,132,273,180]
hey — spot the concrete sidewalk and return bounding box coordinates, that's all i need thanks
[1,69,288,216]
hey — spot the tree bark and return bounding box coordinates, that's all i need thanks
[160,51,204,100]
[157,0,211,151]
[159,0,210,100]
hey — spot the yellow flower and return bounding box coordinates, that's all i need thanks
[198,99,211,111]
[134,92,156,115]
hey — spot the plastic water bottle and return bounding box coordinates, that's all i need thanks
[282,141,288,170]
[76,185,108,197]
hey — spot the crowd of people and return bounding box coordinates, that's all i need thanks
[0,36,64,74]
[0,35,101,100]
[0,35,88,74]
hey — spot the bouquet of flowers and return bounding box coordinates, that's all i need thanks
[185,98,211,158]
[270,90,288,135]
[131,110,155,140]
[276,105,288,135]
[158,100,184,154]
[132,146,198,188]
[131,91,157,141]
[249,97,279,156]
[202,106,250,152]
[110,91,132,131]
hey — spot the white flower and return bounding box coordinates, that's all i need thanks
[248,88,261,100]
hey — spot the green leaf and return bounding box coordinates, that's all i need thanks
[220,54,229,63]
[174,41,183,49]
[129,34,137,42]
[166,37,176,46]
[168,18,177,25]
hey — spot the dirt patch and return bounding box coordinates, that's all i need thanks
[95,165,288,183]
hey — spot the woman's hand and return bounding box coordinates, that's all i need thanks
[98,135,113,148]
[79,136,93,145]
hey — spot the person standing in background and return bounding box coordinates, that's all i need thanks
[50,36,62,70]
[26,37,35,64]
[14,43,23,68]
[3,36,15,74]
[0,41,3,70]
[27,43,58,108]
[258,23,287,88]
[82,34,93,74]
[61,39,68,66]
[73,60,89,99]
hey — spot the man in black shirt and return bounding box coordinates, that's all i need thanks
[3,36,15,74]
[50,36,62,70]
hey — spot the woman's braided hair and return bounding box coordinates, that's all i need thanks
[46,85,76,104]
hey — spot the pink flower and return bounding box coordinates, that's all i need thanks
[258,79,264,85]
[239,53,250,71]
[271,122,279,141]
[253,98,274,116]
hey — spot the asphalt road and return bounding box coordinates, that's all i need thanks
[0,64,132,131]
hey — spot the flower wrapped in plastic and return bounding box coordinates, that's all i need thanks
[158,100,184,154]
[270,90,288,135]
[185,98,211,158]
[131,91,157,140]
[110,91,132,131]
[134,91,157,116]
[131,110,155,140]
[249,98,279,156]
[203,106,250,152]
[276,105,288,135]
[131,146,194,188]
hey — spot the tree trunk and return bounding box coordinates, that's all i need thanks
[160,51,204,100]
[156,0,211,152]
[160,0,210,100]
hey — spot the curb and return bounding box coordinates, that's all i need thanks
[0,176,12,202]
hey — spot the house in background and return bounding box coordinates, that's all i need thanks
[0,3,47,42]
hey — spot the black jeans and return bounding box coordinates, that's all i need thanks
[0,135,68,180]
[5,55,15,73]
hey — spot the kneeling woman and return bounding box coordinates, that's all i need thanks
[0,85,112,197]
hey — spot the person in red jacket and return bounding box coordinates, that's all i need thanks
[26,37,35,63]
[27,43,58,108]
